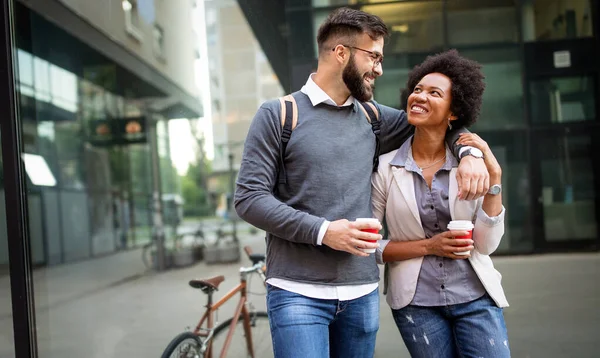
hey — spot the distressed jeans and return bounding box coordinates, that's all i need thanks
[392,294,511,358]
[266,284,379,358]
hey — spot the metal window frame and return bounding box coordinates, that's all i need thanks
[0,0,38,356]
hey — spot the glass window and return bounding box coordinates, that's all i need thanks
[484,131,533,253]
[373,53,428,109]
[538,134,597,241]
[17,49,34,97]
[314,1,443,56]
[530,76,596,124]
[447,0,518,46]
[54,121,86,189]
[153,24,165,60]
[0,137,16,357]
[521,0,594,41]
[312,0,392,7]
[460,46,526,131]
[366,1,443,54]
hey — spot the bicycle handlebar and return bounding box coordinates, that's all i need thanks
[241,246,266,282]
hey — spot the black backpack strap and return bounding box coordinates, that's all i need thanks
[358,101,381,172]
[277,94,298,185]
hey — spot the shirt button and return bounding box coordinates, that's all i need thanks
[430,205,434,210]
[441,285,445,290]
[439,263,443,267]
[434,223,439,228]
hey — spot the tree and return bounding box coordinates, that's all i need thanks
[180,118,214,217]
[181,161,213,217]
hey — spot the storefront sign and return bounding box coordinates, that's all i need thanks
[553,50,571,68]
[88,116,147,146]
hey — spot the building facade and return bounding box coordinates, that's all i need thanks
[238,0,600,255]
[0,0,202,268]
[204,0,283,215]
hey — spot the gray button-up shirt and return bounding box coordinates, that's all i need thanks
[391,138,486,306]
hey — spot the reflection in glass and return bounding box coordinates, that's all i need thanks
[530,76,596,124]
[522,0,594,41]
[365,1,443,54]
[484,132,532,253]
[22,153,57,187]
[539,135,596,241]
[312,0,393,7]
[462,47,525,131]
[447,0,518,46]
[0,137,16,357]
[313,1,443,55]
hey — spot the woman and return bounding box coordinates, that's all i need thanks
[371,49,510,358]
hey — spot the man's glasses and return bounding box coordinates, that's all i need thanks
[333,45,384,67]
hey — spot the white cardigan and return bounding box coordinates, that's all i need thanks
[371,149,509,310]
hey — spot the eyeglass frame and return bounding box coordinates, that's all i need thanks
[332,44,384,67]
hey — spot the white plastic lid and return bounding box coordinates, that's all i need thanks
[356,218,380,224]
[447,220,474,230]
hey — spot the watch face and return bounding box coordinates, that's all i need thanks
[488,185,501,195]
[470,148,484,158]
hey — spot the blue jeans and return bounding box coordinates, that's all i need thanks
[266,284,379,358]
[392,295,510,358]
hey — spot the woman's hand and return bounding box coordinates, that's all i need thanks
[425,230,475,259]
[457,133,502,179]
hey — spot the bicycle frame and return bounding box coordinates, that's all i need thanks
[193,264,266,358]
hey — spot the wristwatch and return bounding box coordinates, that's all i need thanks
[487,184,502,195]
[460,147,484,160]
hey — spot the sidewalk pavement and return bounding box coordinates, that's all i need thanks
[0,230,598,357]
[374,251,600,358]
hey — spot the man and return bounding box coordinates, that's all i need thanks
[234,7,489,358]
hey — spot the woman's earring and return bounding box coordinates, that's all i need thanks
[448,118,453,130]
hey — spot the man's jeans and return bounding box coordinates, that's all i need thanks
[266,284,379,358]
[392,294,511,358]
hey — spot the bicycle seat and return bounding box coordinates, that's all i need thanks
[189,275,225,293]
[249,254,265,265]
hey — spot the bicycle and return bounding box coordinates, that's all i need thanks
[161,246,272,358]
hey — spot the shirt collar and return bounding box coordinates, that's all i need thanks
[300,73,356,110]
[389,136,458,173]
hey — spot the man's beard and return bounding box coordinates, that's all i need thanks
[342,55,375,102]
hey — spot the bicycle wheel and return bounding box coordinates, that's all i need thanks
[161,331,203,358]
[210,311,272,358]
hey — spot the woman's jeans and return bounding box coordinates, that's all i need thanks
[266,284,379,358]
[392,294,511,358]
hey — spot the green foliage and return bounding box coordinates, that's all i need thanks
[181,161,214,217]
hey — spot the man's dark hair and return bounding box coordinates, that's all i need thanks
[317,7,388,56]
[406,49,485,129]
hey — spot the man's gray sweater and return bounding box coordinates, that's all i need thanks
[234,92,462,285]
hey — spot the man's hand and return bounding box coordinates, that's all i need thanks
[322,219,382,257]
[457,155,489,201]
[426,231,474,259]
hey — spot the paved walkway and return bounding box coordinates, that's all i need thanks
[0,231,598,357]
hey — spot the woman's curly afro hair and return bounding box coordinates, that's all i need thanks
[405,49,485,129]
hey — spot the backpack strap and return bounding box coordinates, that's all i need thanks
[277,94,298,185]
[358,101,381,172]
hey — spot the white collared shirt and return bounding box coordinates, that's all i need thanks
[266,74,379,300]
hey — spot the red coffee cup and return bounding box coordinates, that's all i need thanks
[447,220,474,255]
[356,218,380,253]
